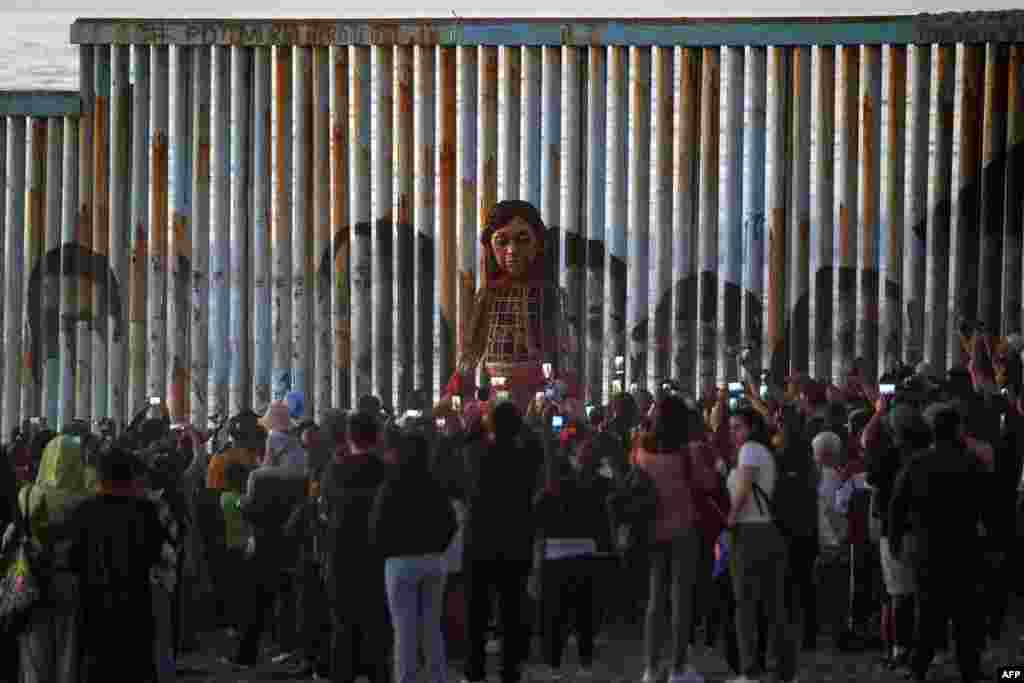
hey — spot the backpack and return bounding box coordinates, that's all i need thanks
[752,446,819,539]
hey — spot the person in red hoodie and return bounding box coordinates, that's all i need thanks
[633,395,721,683]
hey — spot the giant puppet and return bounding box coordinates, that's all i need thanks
[443,200,576,411]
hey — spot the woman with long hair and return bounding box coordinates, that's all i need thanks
[634,395,719,683]
[725,407,799,683]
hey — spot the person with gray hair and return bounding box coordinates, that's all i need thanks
[812,431,847,548]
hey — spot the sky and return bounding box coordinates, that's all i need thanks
[5,0,1023,17]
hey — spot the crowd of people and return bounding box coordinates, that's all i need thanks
[0,328,1022,683]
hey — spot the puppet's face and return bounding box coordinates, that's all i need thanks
[490,217,540,279]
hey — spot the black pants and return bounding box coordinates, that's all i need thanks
[330,602,390,683]
[983,550,1012,641]
[464,558,531,683]
[785,535,819,648]
[236,563,292,664]
[911,561,983,682]
[541,556,596,669]
[707,570,766,675]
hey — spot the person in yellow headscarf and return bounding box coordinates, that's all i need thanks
[16,434,95,683]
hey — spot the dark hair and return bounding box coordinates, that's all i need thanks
[730,406,773,448]
[930,404,963,443]
[97,447,140,483]
[349,411,380,450]
[320,409,349,446]
[492,401,524,442]
[357,394,383,417]
[476,386,492,402]
[397,432,432,473]
[647,395,690,453]
[480,200,546,247]
[224,463,249,492]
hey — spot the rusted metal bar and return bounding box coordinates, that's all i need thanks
[1005,45,1024,335]
[395,45,415,409]
[457,45,477,391]
[674,47,701,394]
[373,45,394,406]
[813,46,835,380]
[190,46,211,427]
[3,116,25,436]
[544,44,564,373]
[331,45,351,409]
[253,46,272,412]
[698,47,721,389]
[0,117,5,426]
[766,46,789,385]
[415,45,435,400]
[721,47,744,383]
[629,47,651,389]
[169,45,191,423]
[742,46,765,381]
[129,44,150,421]
[950,44,984,365]
[789,46,811,377]
[437,46,456,387]
[272,45,294,403]
[231,46,252,416]
[501,46,521,201]
[926,45,955,369]
[979,43,1009,333]
[293,45,312,414]
[23,116,46,421]
[352,45,372,399]
[60,115,79,429]
[587,45,607,402]
[882,45,907,371]
[108,45,128,425]
[313,45,332,419]
[77,46,95,420]
[479,48,499,363]
[904,44,930,366]
[148,45,169,408]
[607,46,627,391]
[210,45,231,419]
[44,116,63,424]
[92,46,110,419]
[652,46,674,385]
[836,44,859,379]
[857,45,881,379]
[523,47,542,209]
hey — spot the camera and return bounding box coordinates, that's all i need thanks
[542,362,553,380]
[150,396,162,406]
[728,381,744,410]
[551,415,564,432]
[880,383,896,396]
[451,396,462,412]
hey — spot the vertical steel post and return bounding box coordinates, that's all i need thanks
[721,47,744,382]
[231,46,252,417]
[168,44,191,423]
[629,47,652,389]
[437,47,456,387]
[607,46,627,393]
[45,117,63,424]
[926,45,955,369]
[372,45,393,406]
[77,46,95,420]
[3,117,25,436]
[60,117,78,429]
[951,44,984,366]
[108,45,128,425]
[331,46,351,409]
[92,46,110,419]
[979,43,1008,333]
[313,45,332,418]
[563,46,584,383]
[1005,45,1024,335]
[857,45,881,379]
[395,45,416,408]
[905,44,930,366]
[766,47,790,384]
[742,47,765,381]
[813,46,835,380]
[293,45,312,414]
[272,45,293,403]
[882,46,907,371]
[698,48,720,390]
[542,43,561,380]
[210,45,230,419]
[789,46,811,376]
[129,44,150,418]
[586,46,607,402]
[523,47,542,210]
[836,45,859,379]
[501,46,521,201]
[0,117,5,428]
[415,45,435,400]
[652,46,674,385]
[24,117,46,421]
[191,46,211,428]
[352,46,372,399]
[457,46,477,392]
[252,46,272,412]
[148,45,169,408]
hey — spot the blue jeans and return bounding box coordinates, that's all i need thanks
[385,554,448,683]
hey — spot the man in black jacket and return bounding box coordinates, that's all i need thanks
[323,410,393,683]
[889,403,998,683]
[462,402,544,683]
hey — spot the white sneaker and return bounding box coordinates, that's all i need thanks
[669,667,705,683]
[641,670,658,683]
[724,677,759,683]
